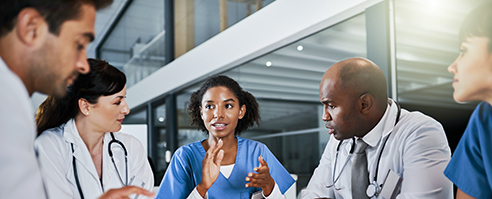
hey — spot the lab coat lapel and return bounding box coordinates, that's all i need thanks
[102,133,119,186]
[64,119,104,186]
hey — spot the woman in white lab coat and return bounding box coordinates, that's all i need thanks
[35,59,154,199]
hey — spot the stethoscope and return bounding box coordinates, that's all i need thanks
[71,132,128,199]
[324,101,401,198]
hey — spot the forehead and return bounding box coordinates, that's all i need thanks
[57,4,96,39]
[202,86,238,102]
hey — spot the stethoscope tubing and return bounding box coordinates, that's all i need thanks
[71,132,128,199]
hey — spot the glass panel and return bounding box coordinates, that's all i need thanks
[153,102,167,181]
[122,107,147,124]
[193,0,275,46]
[394,0,481,109]
[177,91,208,146]
[99,0,166,87]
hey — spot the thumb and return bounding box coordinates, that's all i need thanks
[216,150,224,166]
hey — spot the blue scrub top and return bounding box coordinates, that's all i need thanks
[155,136,295,199]
[444,102,492,199]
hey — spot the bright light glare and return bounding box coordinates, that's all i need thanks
[266,61,272,67]
[297,45,304,51]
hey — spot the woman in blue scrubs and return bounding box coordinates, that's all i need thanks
[156,75,294,199]
[443,3,492,199]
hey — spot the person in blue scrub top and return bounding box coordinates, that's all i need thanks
[444,3,492,199]
[155,75,295,199]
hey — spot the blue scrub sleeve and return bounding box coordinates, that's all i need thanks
[261,145,295,194]
[444,102,492,199]
[155,148,197,199]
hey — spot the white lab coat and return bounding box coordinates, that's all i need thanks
[300,99,453,199]
[0,57,47,198]
[35,119,154,199]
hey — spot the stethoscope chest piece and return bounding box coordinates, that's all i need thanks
[366,182,380,197]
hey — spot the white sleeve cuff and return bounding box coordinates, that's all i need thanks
[187,187,208,199]
[262,183,285,199]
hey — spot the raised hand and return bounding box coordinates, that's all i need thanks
[98,186,154,199]
[245,155,276,196]
[197,139,224,197]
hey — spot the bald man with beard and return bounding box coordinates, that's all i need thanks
[301,58,453,199]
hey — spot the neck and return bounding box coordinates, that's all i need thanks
[75,115,105,155]
[0,34,34,96]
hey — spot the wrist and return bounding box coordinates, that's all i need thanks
[262,179,275,196]
[196,183,209,197]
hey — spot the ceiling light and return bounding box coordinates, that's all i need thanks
[297,45,304,51]
[158,117,164,122]
[266,61,272,67]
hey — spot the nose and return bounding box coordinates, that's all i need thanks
[76,51,90,74]
[214,106,224,118]
[121,102,130,115]
[322,106,332,121]
[448,57,458,74]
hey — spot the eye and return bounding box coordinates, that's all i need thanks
[114,101,122,105]
[77,44,84,51]
[225,104,233,109]
[327,105,335,110]
[459,47,467,56]
[205,104,214,109]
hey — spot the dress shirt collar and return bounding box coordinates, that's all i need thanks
[361,99,399,148]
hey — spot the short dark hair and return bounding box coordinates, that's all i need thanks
[459,2,492,51]
[36,58,126,135]
[0,0,113,37]
[187,75,260,135]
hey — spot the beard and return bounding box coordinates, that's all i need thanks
[28,41,76,98]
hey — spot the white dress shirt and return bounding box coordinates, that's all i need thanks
[0,57,47,198]
[35,119,154,199]
[301,99,453,199]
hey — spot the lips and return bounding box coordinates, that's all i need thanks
[117,118,124,123]
[212,122,227,130]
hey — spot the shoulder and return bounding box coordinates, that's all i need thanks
[238,137,267,149]
[35,126,66,146]
[175,141,203,157]
[471,102,492,122]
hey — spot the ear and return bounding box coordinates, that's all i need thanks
[359,93,373,115]
[238,104,246,119]
[15,8,48,46]
[78,98,90,116]
[199,106,204,119]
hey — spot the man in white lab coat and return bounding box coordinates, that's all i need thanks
[0,0,154,198]
[301,58,453,199]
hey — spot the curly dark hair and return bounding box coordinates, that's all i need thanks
[187,75,260,135]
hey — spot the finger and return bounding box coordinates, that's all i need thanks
[216,149,224,166]
[125,186,155,197]
[259,155,268,167]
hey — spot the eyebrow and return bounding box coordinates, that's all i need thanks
[84,33,95,42]
[321,99,333,104]
[204,98,235,103]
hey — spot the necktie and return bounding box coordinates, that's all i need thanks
[352,138,370,199]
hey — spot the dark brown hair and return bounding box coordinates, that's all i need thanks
[36,58,126,135]
[459,2,492,51]
[187,75,260,135]
[0,0,113,36]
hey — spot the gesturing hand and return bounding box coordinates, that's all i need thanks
[197,139,224,197]
[98,186,154,199]
[245,155,276,196]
